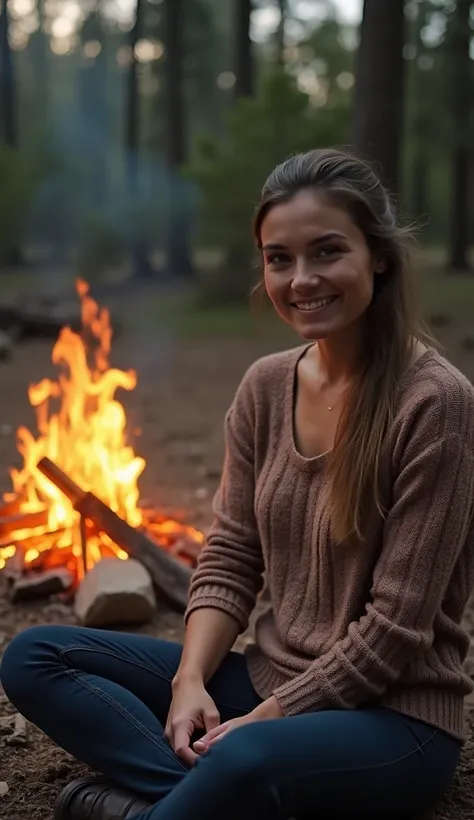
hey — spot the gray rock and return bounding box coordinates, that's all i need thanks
[74,558,156,628]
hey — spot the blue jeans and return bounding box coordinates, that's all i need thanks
[0,625,461,820]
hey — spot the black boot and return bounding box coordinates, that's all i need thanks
[54,775,152,820]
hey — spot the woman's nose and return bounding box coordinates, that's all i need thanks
[292,260,320,291]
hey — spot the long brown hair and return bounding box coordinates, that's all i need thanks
[253,148,431,543]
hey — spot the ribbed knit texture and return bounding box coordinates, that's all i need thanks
[186,345,474,741]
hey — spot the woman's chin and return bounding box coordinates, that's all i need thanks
[293,321,335,341]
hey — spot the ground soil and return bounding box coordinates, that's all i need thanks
[0,310,474,820]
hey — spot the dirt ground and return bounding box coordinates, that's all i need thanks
[0,308,474,820]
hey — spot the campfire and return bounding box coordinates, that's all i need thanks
[0,280,203,608]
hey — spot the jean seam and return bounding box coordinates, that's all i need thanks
[275,729,439,791]
[60,645,253,716]
[67,669,189,774]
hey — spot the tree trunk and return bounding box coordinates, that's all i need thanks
[351,0,405,191]
[34,0,49,117]
[0,0,17,148]
[411,2,429,220]
[234,0,254,98]
[0,0,22,267]
[126,0,141,188]
[412,152,429,220]
[126,0,154,279]
[163,0,193,278]
[448,0,472,272]
[275,0,287,66]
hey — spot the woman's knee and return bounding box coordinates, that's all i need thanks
[204,723,272,783]
[1,624,69,706]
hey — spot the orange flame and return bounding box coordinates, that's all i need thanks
[0,280,204,580]
[14,280,144,531]
[0,280,147,572]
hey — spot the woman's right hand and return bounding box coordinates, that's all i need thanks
[165,677,221,766]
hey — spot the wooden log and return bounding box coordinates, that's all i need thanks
[36,459,83,503]
[80,515,88,575]
[169,535,202,566]
[37,458,192,610]
[9,568,73,603]
[26,544,75,573]
[0,508,49,537]
[0,497,22,517]
[74,495,192,609]
[0,527,65,551]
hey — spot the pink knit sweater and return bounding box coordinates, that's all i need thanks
[186,345,474,740]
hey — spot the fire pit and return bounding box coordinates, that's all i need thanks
[0,280,203,610]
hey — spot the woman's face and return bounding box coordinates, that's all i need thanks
[261,189,380,341]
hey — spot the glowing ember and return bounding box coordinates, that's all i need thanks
[0,280,203,583]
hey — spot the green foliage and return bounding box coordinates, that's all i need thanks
[187,69,348,304]
[0,146,44,266]
[75,210,126,280]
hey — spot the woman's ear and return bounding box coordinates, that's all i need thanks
[374,258,386,275]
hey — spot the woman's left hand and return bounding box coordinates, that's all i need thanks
[193,695,283,755]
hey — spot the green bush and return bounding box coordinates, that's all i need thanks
[0,146,40,265]
[187,69,348,304]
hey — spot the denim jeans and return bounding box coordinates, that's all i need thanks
[0,625,462,820]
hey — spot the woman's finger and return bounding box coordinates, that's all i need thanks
[194,727,227,753]
[172,721,199,766]
[199,722,229,746]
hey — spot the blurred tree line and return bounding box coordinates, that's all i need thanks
[0,0,473,300]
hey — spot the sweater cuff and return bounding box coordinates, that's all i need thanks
[185,584,251,633]
[272,665,349,716]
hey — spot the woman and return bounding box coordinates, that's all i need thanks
[2,148,474,820]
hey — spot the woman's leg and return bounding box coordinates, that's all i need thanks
[131,707,462,820]
[0,624,262,802]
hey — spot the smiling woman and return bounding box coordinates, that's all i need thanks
[253,148,425,541]
[2,148,474,820]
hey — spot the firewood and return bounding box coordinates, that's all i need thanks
[26,543,75,573]
[0,508,49,537]
[0,528,66,552]
[0,497,21,517]
[9,568,73,603]
[37,457,192,610]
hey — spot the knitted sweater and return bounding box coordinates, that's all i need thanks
[186,345,474,740]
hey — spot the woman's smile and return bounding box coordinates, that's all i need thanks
[290,295,341,313]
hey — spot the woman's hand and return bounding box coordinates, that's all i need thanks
[165,676,221,766]
[193,695,283,755]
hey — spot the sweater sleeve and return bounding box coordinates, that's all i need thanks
[273,390,474,716]
[185,369,265,633]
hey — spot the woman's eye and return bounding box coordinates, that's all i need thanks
[317,245,341,258]
[266,253,289,266]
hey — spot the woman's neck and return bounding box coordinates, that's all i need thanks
[314,327,363,385]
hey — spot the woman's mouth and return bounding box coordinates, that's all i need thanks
[291,296,339,312]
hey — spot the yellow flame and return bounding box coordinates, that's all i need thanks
[7,279,145,566]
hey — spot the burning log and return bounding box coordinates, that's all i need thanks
[38,458,192,610]
[0,508,49,537]
[0,497,22,518]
